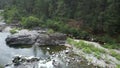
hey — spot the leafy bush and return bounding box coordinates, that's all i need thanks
[45,19,61,31]
[47,29,55,34]
[20,16,40,28]
[10,28,18,34]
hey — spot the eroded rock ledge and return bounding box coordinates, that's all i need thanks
[6,29,67,46]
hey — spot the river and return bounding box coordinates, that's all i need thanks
[0,32,97,68]
[0,32,66,65]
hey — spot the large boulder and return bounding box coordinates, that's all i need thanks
[6,29,67,46]
[6,29,39,45]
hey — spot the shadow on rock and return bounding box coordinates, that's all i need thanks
[7,44,32,49]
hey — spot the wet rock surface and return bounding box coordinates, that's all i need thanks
[6,29,67,46]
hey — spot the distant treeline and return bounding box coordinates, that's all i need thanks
[2,0,120,37]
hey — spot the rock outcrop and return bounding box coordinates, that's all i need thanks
[6,29,39,45]
[6,29,67,46]
[35,33,67,46]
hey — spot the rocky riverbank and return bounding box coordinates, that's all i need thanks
[5,47,95,68]
[67,38,120,68]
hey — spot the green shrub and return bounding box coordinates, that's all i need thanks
[20,16,40,28]
[47,29,55,34]
[10,28,18,34]
[45,19,73,35]
[45,19,62,31]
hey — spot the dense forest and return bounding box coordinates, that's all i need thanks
[0,0,120,48]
